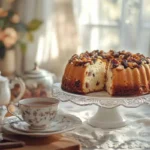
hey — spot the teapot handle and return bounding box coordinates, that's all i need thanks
[10,78,26,103]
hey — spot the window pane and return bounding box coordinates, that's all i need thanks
[80,27,120,51]
[138,29,150,56]
[98,0,121,24]
[76,0,122,25]
[79,26,91,50]
[142,0,150,23]
[120,0,140,51]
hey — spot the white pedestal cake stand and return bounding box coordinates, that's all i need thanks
[52,83,150,129]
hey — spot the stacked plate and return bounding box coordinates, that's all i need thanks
[2,114,82,137]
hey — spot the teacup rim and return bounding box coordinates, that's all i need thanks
[18,97,59,107]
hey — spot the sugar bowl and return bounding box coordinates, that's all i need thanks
[21,64,56,98]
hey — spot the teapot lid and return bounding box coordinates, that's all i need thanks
[23,63,49,78]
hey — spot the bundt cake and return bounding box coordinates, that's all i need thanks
[62,50,150,96]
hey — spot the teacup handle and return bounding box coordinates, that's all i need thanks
[10,78,26,103]
[7,102,23,121]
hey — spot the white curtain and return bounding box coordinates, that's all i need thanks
[12,0,150,80]
[15,0,79,80]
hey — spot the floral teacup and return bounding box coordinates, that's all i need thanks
[8,97,59,130]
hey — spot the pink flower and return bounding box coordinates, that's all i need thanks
[10,14,20,24]
[0,8,8,17]
[3,28,18,48]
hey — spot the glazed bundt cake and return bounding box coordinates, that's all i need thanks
[62,50,150,96]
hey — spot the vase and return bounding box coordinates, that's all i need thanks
[0,49,16,76]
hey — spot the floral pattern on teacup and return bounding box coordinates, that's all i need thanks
[20,105,57,127]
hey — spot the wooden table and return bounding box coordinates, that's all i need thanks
[1,133,81,150]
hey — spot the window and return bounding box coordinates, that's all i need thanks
[74,0,150,56]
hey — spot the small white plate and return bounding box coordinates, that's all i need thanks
[2,114,82,137]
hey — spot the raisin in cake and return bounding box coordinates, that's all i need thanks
[62,50,150,96]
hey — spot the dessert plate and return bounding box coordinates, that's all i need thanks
[2,114,82,137]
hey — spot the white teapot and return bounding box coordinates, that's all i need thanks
[0,76,25,124]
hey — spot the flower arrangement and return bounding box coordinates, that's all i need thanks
[0,8,42,59]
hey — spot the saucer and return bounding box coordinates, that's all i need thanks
[2,113,82,137]
[10,120,68,133]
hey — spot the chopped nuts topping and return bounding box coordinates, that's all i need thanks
[113,52,119,58]
[84,63,90,66]
[128,62,134,68]
[68,50,149,68]
[98,56,102,59]
[119,55,125,59]
[111,59,120,68]
[121,59,128,68]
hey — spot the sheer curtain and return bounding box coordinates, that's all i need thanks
[14,0,79,80]
[13,0,150,80]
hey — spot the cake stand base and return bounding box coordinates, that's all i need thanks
[88,107,127,129]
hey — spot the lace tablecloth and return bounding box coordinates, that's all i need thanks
[59,102,150,150]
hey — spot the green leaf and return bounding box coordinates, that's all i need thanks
[0,19,4,28]
[27,19,42,31]
[20,42,27,54]
[26,32,34,42]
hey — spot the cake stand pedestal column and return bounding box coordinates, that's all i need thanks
[88,107,127,129]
